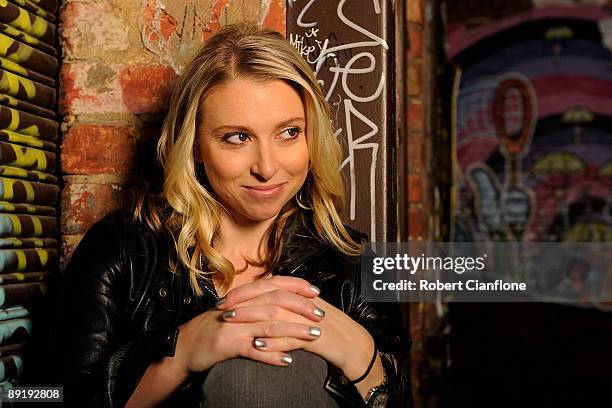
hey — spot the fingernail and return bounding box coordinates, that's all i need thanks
[215,297,226,307]
[222,310,236,319]
[254,339,267,350]
[309,285,320,295]
[313,307,325,317]
[280,355,293,365]
[309,327,321,337]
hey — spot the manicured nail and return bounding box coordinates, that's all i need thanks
[309,327,321,337]
[309,285,321,295]
[313,307,325,318]
[215,297,226,307]
[280,355,293,365]
[222,310,236,319]
[254,339,267,350]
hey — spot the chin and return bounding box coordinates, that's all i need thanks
[244,211,282,222]
[240,204,285,222]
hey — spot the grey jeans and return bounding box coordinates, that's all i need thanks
[200,350,341,408]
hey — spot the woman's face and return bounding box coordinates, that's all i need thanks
[197,78,309,223]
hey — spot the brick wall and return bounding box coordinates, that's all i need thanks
[407,0,433,242]
[407,0,439,405]
[59,0,285,268]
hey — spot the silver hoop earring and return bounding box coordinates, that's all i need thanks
[296,188,312,210]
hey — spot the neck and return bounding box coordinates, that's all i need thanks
[215,210,276,263]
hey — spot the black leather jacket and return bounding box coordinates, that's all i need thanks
[56,209,411,407]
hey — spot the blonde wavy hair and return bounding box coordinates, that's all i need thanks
[135,23,362,295]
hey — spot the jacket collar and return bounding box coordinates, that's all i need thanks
[278,212,330,275]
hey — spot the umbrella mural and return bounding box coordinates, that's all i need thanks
[450,5,612,243]
[441,4,612,406]
[563,218,612,242]
[530,151,587,233]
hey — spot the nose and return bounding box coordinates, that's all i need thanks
[250,141,278,181]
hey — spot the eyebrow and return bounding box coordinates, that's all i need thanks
[211,117,306,133]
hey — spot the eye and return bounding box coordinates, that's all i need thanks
[224,132,250,145]
[279,127,303,141]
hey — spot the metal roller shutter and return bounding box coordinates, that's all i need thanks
[0,0,58,392]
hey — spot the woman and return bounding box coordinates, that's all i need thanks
[58,24,410,407]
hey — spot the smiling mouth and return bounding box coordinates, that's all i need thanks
[242,183,286,198]
[243,183,286,191]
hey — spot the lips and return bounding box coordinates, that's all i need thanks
[242,183,286,198]
[244,183,285,191]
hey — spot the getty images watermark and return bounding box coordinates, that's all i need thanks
[361,242,612,307]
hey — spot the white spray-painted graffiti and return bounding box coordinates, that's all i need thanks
[288,0,388,240]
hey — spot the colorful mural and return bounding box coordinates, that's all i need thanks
[449,5,612,245]
[0,0,58,391]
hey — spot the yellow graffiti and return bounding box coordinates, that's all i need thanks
[0,0,49,41]
[0,71,37,99]
[3,129,46,148]
[5,109,42,138]
[9,108,18,129]
[1,178,36,202]
[0,34,12,54]
[32,215,42,235]
[13,6,33,33]
[33,238,43,247]
[0,34,33,64]
[1,178,14,199]
[7,214,21,235]
[8,143,48,170]
[36,247,47,266]
[0,57,28,76]
[32,170,47,180]
[12,0,48,20]
[19,125,40,136]
[23,179,34,201]
[5,110,41,137]
[13,272,25,281]
[16,249,25,270]
[1,25,42,48]
[31,17,48,38]
[0,94,19,107]
[0,201,14,211]
[0,166,27,178]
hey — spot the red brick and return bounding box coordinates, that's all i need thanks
[119,65,178,114]
[159,12,177,41]
[408,0,424,24]
[408,99,424,132]
[62,124,139,175]
[407,60,421,96]
[408,25,423,59]
[60,62,124,114]
[263,0,286,36]
[408,175,423,204]
[60,1,128,57]
[61,181,121,234]
[202,0,230,40]
[408,207,425,238]
[407,133,423,173]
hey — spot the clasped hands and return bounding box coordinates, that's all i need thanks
[174,276,375,383]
